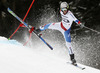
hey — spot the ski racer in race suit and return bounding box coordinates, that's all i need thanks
[30,2,84,64]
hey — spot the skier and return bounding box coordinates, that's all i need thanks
[29,2,84,65]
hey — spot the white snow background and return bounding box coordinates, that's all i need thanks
[0,36,100,73]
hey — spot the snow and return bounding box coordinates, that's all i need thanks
[0,36,100,73]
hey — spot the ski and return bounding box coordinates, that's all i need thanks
[67,62,85,70]
[7,7,53,50]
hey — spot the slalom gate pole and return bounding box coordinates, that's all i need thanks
[84,26,100,34]
[8,0,35,40]
[23,0,35,21]
[23,33,32,46]
[8,8,53,50]
[8,25,21,40]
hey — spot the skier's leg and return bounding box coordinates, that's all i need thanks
[40,22,63,31]
[63,29,76,64]
[35,22,64,34]
[40,23,52,31]
[33,23,51,34]
[65,40,76,64]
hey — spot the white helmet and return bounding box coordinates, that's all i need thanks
[60,2,69,9]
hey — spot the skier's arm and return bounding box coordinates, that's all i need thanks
[70,11,84,28]
[69,11,80,24]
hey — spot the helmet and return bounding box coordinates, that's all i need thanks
[60,2,69,9]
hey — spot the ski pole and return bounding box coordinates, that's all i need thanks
[78,23,100,34]
[83,26,100,34]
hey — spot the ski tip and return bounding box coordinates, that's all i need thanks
[51,48,53,50]
[82,67,85,70]
[7,7,10,11]
[48,45,53,50]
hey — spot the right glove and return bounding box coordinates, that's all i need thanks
[79,23,84,28]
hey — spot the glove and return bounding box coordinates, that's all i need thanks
[79,23,84,28]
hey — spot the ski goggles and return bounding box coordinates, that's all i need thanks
[61,8,67,12]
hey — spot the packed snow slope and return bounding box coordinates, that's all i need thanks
[0,36,100,73]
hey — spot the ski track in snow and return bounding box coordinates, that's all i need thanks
[0,36,100,73]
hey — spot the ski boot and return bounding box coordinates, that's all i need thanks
[28,25,41,35]
[34,28,41,35]
[70,54,77,66]
[28,25,35,33]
